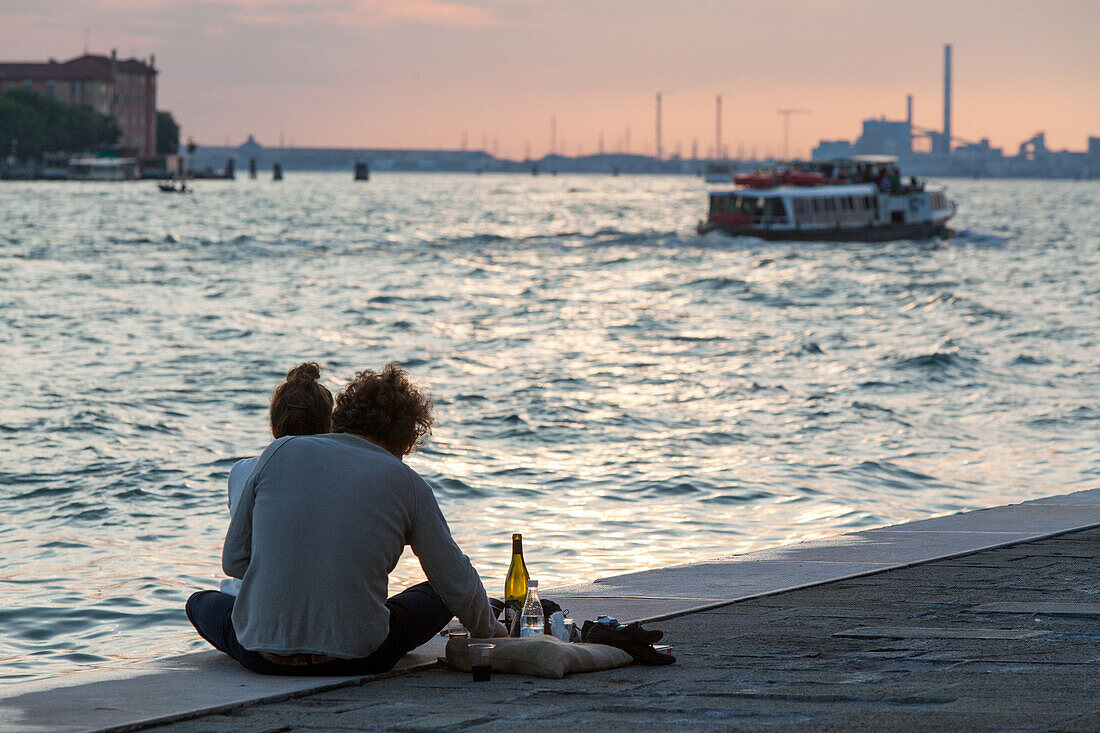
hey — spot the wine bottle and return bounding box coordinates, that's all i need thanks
[503,533,530,636]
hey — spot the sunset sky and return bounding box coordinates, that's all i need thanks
[3,0,1098,159]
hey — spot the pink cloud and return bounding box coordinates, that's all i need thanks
[382,0,497,27]
[96,0,503,28]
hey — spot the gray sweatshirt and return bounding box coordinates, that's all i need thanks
[223,432,495,658]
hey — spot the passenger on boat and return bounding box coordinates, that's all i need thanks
[877,169,891,193]
[889,170,902,195]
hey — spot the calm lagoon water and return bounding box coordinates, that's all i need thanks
[1,173,1097,681]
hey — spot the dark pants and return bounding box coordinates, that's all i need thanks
[185,581,453,676]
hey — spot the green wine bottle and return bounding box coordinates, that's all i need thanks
[503,533,530,636]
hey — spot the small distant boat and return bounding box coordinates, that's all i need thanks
[698,155,956,242]
[158,163,190,193]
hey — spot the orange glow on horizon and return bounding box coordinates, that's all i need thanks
[2,0,1097,157]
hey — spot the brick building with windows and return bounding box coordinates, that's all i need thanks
[0,51,158,156]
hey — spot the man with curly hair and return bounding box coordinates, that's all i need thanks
[187,362,506,675]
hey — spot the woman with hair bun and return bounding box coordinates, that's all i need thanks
[187,361,506,676]
[219,362,333,596]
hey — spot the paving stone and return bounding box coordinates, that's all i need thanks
[811,709,1083,732]
[968,602,1100,616]
[834,626,1046,640]
[778,606,899,619]
[1055,709,1100,732]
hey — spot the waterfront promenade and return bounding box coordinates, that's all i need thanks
[3,488,1099,731]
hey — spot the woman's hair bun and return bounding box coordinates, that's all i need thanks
[286,361,322,384]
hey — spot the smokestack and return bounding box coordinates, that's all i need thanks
[716,94,722,160]
[943,43,952,154]
[906,94,914,155]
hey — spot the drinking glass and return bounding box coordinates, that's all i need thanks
[468,642,494,682]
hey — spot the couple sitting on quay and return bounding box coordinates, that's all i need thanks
[186,362,508,676]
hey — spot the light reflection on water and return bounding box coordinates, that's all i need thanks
[0,173,1097,681]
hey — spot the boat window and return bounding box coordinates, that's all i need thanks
[765,198,788,222]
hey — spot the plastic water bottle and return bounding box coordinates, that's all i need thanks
[520,580,544,637]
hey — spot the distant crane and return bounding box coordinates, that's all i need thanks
[655,92,662,161]
[776,108,810,160]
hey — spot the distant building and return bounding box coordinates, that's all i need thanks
[0,51,158,156]
[811,140,855,161]
[855,118,912,157]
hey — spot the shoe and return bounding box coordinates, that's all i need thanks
[621,621,663,644]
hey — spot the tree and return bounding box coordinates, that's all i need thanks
[0,89,120,160]
[156,111,179,155]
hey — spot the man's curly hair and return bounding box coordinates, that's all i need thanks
[332,362,434,457]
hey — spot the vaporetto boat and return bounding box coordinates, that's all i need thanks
[697,155,956,242]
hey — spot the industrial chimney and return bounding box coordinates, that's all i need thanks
[906,94,914,155]
[943,44,952,155]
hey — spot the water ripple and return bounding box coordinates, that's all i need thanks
[0,174,1097,682]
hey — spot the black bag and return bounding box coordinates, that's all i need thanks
[581,619,675,665]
